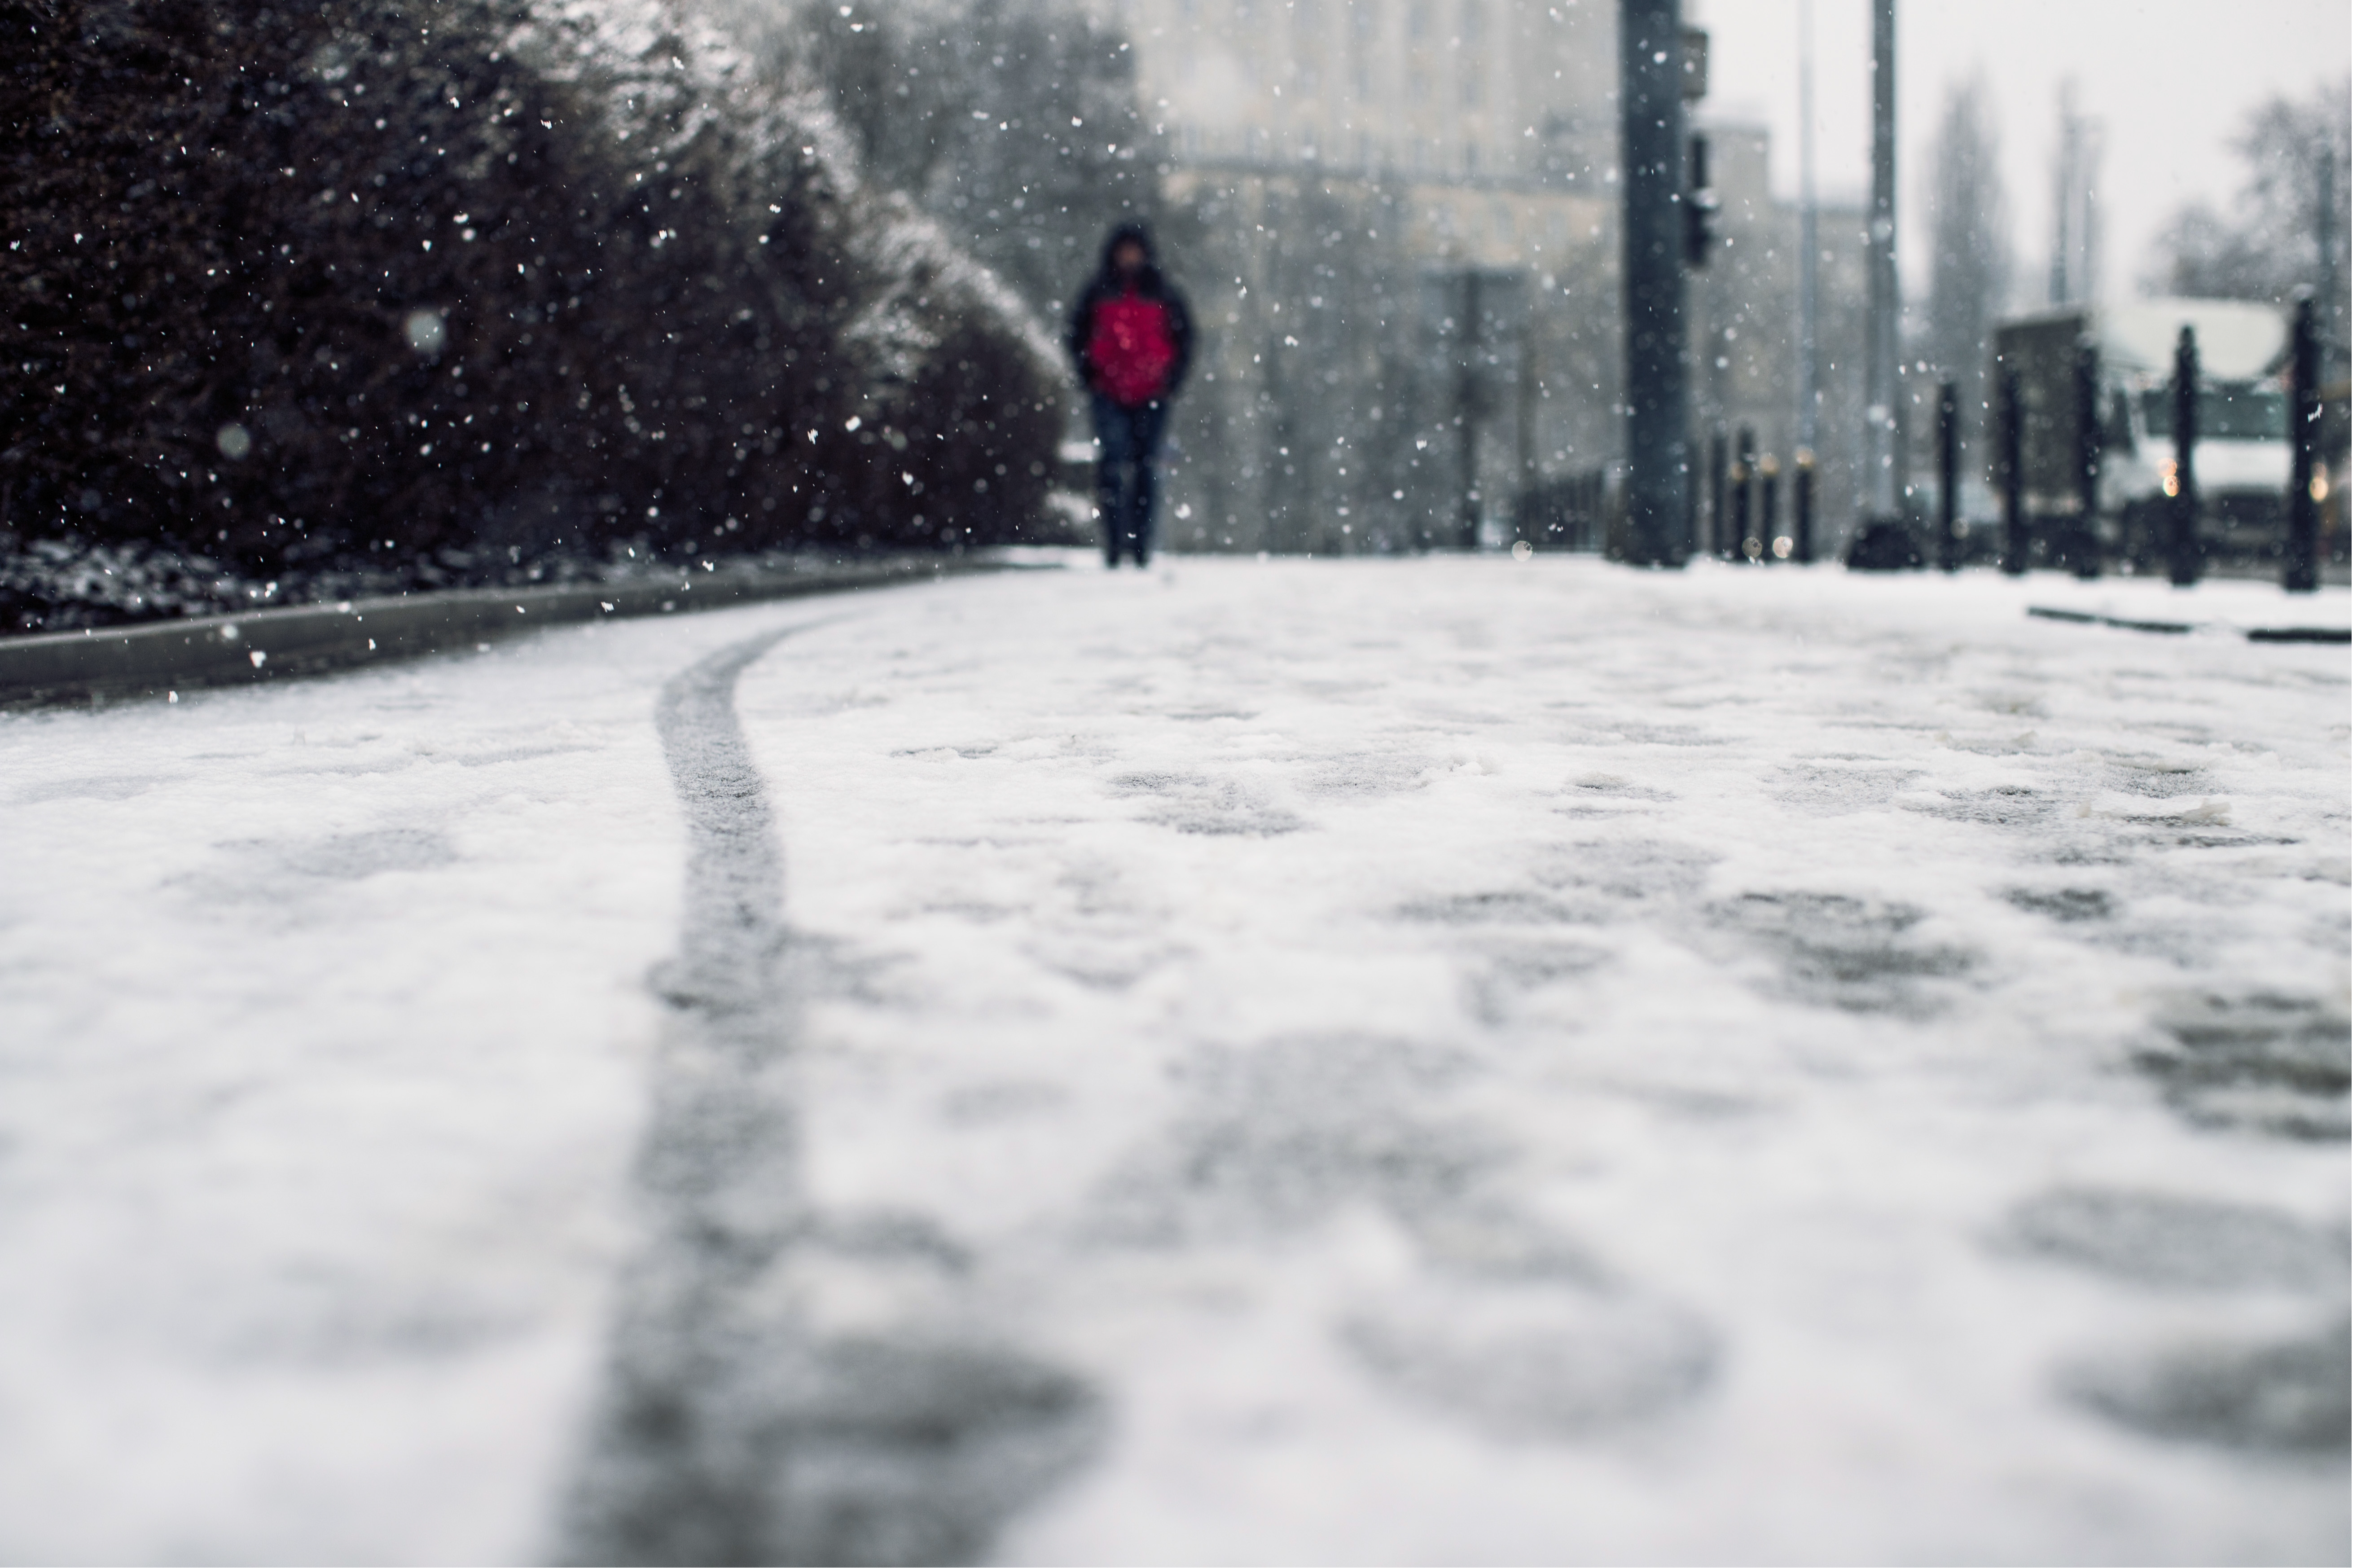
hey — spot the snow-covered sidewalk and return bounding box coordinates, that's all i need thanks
[0,557,2347,1562]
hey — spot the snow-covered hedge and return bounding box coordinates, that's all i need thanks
[0,0,1063,629]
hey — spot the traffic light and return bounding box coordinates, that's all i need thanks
[1685,133,1718,268]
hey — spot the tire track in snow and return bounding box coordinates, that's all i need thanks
[561,625,1101,1566]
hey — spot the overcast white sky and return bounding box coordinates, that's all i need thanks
[1686,0,2351,305]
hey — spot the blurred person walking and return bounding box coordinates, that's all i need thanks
[1069,222,1193,567]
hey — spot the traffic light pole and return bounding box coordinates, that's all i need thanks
[1620,0,1691,566]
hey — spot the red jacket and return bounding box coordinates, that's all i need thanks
[1069,264,1194,407]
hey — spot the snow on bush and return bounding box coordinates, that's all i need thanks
[0,0,1062,630]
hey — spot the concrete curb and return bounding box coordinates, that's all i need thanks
[0,554,1018,709]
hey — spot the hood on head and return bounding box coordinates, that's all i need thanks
[1101,220,1156,274]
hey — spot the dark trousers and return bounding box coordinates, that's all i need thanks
[1091,394,1169,567]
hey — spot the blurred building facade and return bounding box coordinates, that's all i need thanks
[1080,0,1866,558]
[1689,120,1870,556]
[1114,0,1613,184]
[1078,0,1615,552]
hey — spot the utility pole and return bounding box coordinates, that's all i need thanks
[2049,87,2077,305]
[1863,0,1901,522]
[2048,85,2103,308]
[1619,0,1691,565]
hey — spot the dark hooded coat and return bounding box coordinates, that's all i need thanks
[1067,222,1194,405]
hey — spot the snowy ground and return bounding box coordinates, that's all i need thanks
[0,556,2347,1564]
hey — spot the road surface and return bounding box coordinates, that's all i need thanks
[0,557,2346,1562]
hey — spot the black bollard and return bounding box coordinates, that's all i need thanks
[2073,336,2104,578]
[1734,426,1756,560]
[2168,325,2201,586]
[1794,449,1816,563]
[1937,379,1960,573]
[2287,293,2320,593]
[1761,454,1782,560]
[2000,369,2028,575]
[1458,272,1484,553]
[1708,429,1729,558]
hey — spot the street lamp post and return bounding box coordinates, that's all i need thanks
[1862,0,1901,526]
[1796,0,1819,481]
